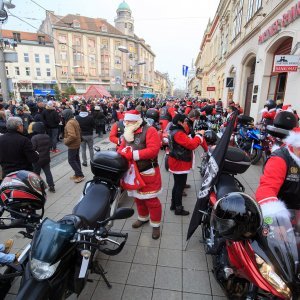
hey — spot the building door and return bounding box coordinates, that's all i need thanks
[244,61,256,116]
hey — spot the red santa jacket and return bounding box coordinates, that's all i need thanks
[262,108,276,121]
[109,122,119,146]
[184,106,192,115]
[168,131,205,174]
[116,111,125,121]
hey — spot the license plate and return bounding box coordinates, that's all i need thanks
[79,256,90,278]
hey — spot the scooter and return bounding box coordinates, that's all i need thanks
[16,151,134,299]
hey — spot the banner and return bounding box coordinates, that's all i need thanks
[273,55,300,72]
[182,65,189,77]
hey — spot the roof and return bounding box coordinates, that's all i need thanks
[117,1,131,12]
[1,29,52,43]
[83,85,111,98]
[51,14,124,36]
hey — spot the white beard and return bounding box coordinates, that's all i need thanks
[123,120,143,143]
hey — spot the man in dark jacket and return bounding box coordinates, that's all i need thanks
[31,122,55,192]
[0,117,39,178]
[42,101,60,153]
[76,105,94,167]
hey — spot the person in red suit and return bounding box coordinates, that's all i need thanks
[168,114,207,215]
[116,103,125,121]
[256,127,300,219]
[109,120,124,150]
[184,101,193,115]
[159,102,177,132]
[261,100,276,125]
[118,110,162,239]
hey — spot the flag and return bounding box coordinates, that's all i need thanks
[186,112,238,241]
[182,65,189,77]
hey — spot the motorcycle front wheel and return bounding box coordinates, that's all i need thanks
[249,148,262,165]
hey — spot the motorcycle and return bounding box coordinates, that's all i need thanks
[16,151,134,299]
[201,146,300,299]
[234,115,263,165]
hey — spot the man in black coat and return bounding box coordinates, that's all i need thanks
[0,117,39,178]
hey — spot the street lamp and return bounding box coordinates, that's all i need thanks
[132,62,145,99]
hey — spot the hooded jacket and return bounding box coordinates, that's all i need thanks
[76,111,94,136]
[42,106,60,128]
[63,110,81,149]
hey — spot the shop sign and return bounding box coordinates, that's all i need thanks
[258,1,300,44]
[207,86,216,91]
[33,89,55,96]
[273,55,300,72]
[126,82,138,87]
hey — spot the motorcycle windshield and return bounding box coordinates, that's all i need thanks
[255,209,300,286]
[31,218,76,263]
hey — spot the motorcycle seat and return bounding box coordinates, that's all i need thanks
[216,174,240,200]
[73,183,111,228]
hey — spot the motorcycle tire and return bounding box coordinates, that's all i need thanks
[164,154,169,171]
[250,148,262,165]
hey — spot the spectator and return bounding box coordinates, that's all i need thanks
[42,101,60,153]
[76,105,94,167]
[0,117,39,178]
[62,109,85,183]
[15,106,33,135]
[0,111,7,134]
[31,122,55,192]
[93,106,106,137]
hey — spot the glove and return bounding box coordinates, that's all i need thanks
[120,146,133,161]
[259,199,290,220]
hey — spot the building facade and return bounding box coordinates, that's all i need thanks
[2,30,56,99]
[39,1,156,96]
[153,71,172,98]
[193,0,300,120]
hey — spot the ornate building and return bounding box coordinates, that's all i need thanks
[39,1,156,96]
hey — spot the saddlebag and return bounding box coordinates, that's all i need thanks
[223,147,251,174]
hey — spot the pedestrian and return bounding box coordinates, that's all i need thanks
[93,105,106,137]
[0,111,7,134]
[15,106,33,135]
[31,122,55,192]
[109,119,124,150]
[0,117,39,178]
[62,109,85,183]
[168,114,207,215]
[118,110,162,239]
[76,105,94,167]
[42,101,60,153]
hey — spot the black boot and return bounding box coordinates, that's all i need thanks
[170,204,175,211]
[175,206,190,216]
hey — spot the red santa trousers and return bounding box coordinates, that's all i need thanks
[135,197,162,227]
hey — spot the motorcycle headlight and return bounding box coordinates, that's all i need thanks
[255,254,291,298]
[162,137,169,144]
[30,258,60,280]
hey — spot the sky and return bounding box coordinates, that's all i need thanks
[4,0,220,89]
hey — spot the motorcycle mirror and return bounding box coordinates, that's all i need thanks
[110,208,134,221]
[93,146,100,152]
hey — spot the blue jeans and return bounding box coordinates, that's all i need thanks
[48,128,59,150]
[0,244,15,264]
[81,135,94,164]
[33,163,55,187]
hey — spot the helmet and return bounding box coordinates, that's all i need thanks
[204,130,217,145]
[273,111,297,130]
[211,192,262,240]
[265,99,276,110]
[146,108,159,122]
[0,170,47,220]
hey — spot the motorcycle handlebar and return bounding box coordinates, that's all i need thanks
[107,232,128,239]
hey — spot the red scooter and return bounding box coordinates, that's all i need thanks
[201,146,300,299]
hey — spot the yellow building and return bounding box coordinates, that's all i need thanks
[39,1,155,96]
[154,71,172,98]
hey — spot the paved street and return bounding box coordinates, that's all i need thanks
[2,138,263,300]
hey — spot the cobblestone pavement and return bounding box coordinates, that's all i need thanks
[2,138,263,300]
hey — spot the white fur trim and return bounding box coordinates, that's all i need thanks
[168,168,190,174]
[133,150,140,161]
[127,188,163,199]
[150,221,160,228]
[124,114,141,121]
[271,144,281,152]
[195,134,203,143]
[138,215,149,222]
[284,131,300,148]
[260,200,290,219]
[260,108,268,114]
[287,147,300,167]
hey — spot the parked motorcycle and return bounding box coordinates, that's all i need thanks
[16,151,134,299]
[201,146,300,299]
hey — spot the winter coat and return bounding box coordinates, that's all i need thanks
[76,112,94,136]
[0,130,39,177]
[64,118,81,149]
[93,111,106,126]
[42,108,60,129]
[31,134,51,166]
[0,120,7,134]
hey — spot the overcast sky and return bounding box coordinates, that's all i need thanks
[4,0,220,88]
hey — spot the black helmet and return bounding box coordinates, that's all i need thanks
[273,111,297,130]
[204,130,217,145]
[146,108,159,122]
[211,192,262,240]
[265,99,276,110]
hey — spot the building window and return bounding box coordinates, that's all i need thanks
[15,66,20,75]
[24,53,29,62]
[38,36,45,45]
[101,39,108,50]
[89,54,96,64]
[73,36,81,46]
[5,66,9,76]
[88,39,95,48]
[89,68,96,76]
[25,67,30,76]
[115,56,121,65]
[73,20,80,28]
[233,0,243,39]
[125,23,127,28]
[115,41,121,51]
[101,25,107,32]
[13,32,21,42]
[73,52,83,61]
[35,54,40,63]
[60,52,67,61]
[46,68,51,77]
[45,54,50,64]
[62,66,68,75]
[58,34,67,44]
[247,0,262,22]
[36,68,41,76]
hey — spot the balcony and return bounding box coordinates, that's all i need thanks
[99,74,110,81]
[73,73,86,80]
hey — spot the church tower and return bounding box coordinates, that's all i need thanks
[114,1,134,37]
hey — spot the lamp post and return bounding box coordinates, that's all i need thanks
[132,62,145,99]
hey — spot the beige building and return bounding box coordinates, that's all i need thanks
[39,1,156,96]
[2,30,56,99]
[193,0,300,120]
[153,71,172,98]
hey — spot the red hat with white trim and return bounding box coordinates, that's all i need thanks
[285,127,300,148]
[124,110,142,121]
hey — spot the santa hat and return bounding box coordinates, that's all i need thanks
[124,110,142,121]
[187,101,192,106]
[284,127,300,148]
[282,104,294,113]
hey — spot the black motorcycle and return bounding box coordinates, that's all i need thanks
[16,151,134,299]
